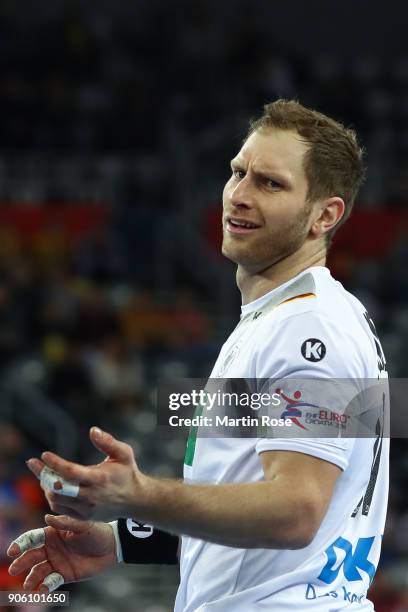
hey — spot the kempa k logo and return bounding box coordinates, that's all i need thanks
[126,519,154,539]
[301,338,326,362]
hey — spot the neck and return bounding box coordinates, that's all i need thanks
[237,246,326,305]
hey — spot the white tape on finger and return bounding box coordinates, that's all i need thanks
[40,466,80,498]
[42,572,64,592]
[13,528,45,554]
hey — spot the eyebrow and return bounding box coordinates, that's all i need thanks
[230,157,245,168]
[230,158,294,185]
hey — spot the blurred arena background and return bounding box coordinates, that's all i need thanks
[0,0,408,610]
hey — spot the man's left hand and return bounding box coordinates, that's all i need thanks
[26,427,149,522]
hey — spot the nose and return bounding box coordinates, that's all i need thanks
[229,175,255,210]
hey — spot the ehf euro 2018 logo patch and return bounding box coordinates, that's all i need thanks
[277,388,317,430]
[277,388,351,432]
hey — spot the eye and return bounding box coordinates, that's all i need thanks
[232,169,245,180]
[265,178,281,189]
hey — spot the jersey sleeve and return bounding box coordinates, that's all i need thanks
[254,310,365,470]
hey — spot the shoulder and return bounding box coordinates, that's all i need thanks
[254,272,376,378]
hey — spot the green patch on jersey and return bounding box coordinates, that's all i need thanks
[184,403,204,466]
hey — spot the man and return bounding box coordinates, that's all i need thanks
[7,100,388,610]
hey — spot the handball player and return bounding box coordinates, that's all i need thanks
[8,100,388,611]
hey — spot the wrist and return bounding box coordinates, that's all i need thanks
[108,520,123,563]
[127,470,158,520]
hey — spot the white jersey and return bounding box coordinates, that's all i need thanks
[175,266,389,612]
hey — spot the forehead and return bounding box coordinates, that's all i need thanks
[235,128,309,178]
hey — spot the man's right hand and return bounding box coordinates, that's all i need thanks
[7,514,118,592]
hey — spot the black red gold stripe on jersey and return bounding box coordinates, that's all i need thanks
[278,292,316,306]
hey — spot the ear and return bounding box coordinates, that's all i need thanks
[310,197,345,239]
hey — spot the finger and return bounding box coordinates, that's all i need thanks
[40,466,80,498]
[26,458,45,479]
[49,502,87,520]
[24,560,64,592]
[44,513,93,534]
[40,571,65,593]
[46,491,95,519]
[28,459,81,499]
[7,528,45,557]
[90,426,132,463]
[40,452,94,486]
[46,488,92,512]
[46,489,81,508]
[9,547,46,576]
[23,560,52,591]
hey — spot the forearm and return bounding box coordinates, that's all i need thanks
[135,477,315,549]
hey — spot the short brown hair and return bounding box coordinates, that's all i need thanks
[247,99,366,246]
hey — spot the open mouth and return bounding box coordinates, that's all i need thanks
[226,218,261,234]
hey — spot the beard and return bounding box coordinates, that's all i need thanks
[222,201,314,274]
